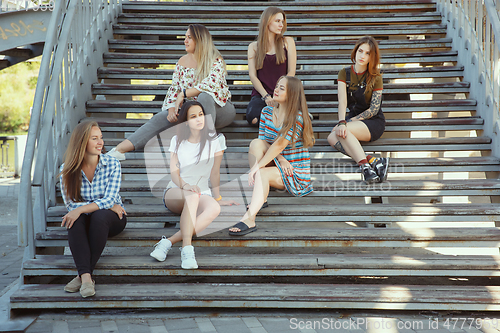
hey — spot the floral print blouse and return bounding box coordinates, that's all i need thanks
[161,57,231,111]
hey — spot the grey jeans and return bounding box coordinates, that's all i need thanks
[127,92,236,150]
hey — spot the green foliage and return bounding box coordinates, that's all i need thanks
[0,60,40,133]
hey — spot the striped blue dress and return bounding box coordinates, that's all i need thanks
[258,106,313,197]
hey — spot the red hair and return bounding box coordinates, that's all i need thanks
[350,36,381,92]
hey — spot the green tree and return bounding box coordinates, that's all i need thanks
[0,60,39,133]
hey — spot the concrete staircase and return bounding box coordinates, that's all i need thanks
[10,0,500,312]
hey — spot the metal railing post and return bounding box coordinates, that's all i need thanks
[434,0,500,157]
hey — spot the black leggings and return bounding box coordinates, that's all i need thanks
[246,95,267,126]
[68,209,126,276]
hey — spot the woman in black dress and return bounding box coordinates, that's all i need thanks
[327,36,389,183]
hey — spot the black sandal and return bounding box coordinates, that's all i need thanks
[228,221,257,236]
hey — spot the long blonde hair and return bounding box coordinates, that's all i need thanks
[277,76,315,149]
[350,36,381,92]
[60,120,100,202]
[255,7,287,70]
[189,24,226,81]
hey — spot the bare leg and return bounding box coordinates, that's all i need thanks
[246,139,273,210]
[229,166,285,231]
[115,139,135,154]
[228,138,284,232]
[164,189,221,246]
[248,138,270,169]
[327,129,357,159]
[327,121,372,163]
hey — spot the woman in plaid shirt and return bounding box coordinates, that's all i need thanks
[59,120,126,298]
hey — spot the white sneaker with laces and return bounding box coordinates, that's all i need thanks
[107,147,126,161]
[180,245,198,269]
[150,236,172,262]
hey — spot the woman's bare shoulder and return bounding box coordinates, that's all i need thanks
[284,36,295,46]
[177,55,189,67]
[248,41,258,52]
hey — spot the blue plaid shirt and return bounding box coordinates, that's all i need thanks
[60,154,123,211]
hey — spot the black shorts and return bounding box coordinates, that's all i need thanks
[361,117,385,142]
[347,112,385,142]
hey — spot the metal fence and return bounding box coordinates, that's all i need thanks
[17,0,122,260]
[435,0,500,156]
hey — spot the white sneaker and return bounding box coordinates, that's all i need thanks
[107,147,126,161]
[180,245,198,269]
[150,236,172,262]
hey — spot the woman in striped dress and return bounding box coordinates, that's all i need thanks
[229,76,315,236]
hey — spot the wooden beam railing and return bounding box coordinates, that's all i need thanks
[17,0,121,262]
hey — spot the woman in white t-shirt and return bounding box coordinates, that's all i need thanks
[149,101,237,269]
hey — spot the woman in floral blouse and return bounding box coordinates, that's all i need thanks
[107,24,236,160]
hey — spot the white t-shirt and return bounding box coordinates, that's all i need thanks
[166,134,227,196]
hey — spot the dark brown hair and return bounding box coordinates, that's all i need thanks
[174,100,218,164]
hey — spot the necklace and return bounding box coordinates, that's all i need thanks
[349,66,367,92]
[355,67,367,88]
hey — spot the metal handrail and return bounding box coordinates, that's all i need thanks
[435,0,500,156]
[17,0,121,260]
